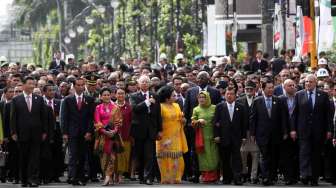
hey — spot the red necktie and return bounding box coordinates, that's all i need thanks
[77,97,82,110]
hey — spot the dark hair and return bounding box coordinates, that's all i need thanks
[3,86,14,93]
[100,87,111,95]
[261,78,274,89]
[172,76,183,83]
[42,84,55,92]
[157,85,175,103]
[228,78,238,92]
[23,76,35,84]
[74,77,85,85]
[225,86,237,94]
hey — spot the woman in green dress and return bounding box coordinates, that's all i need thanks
[191,91,220,183]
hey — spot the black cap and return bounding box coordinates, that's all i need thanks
[245,80,256,89]
[85,73,100,85]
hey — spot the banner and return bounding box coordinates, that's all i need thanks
[273,3,284,51]
[318,0,334,53]
[296,6,305,56]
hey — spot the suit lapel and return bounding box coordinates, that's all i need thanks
[261,97,270,118]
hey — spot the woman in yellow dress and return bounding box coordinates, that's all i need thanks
[156,85,188,184]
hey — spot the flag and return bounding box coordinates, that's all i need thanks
[318,0,334,53]
[273,3,284,51]
[232,12,238,53]
[296,6,305,56]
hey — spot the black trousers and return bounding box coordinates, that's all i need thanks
[135,138,155,181]
[183,126,199,180]
[19,140,41,184]
[280,138,299,181]
[220,143,242,182]
[40,141,52,181]
[7,139,19,181]
[258,142,280,180]
[68,137,87,182]
[299,138,323,180]
[51,125,64,179]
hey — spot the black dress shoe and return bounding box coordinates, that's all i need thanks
[234,179,243,185]
[13,179,20,184]
[78,181,86,186]
[262,178,271,186]
[29,182,39,187]
[301,177,309,185]
[21,183,28,187]
[52,178,61,183]
[251,178,258,184]
[91,178,99,182]
[222,180,231,185]
[72,180,80,186]
[310,180,318,186]
[145,179,153,185]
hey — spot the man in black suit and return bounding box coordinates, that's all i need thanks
[237,80,260,184]
[183,71,221,182]
[10,76,47,187]
[250,79,286,185]
[42,84,63,183]
[130,75,162,185]
[49,51,65,71]
[172,76,184,110]
[292,74,332,186]
[278,79,299,185]
[61,77,95,186]
[249,50,269,74]
[214,87,246,185]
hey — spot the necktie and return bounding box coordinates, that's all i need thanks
[143,93,147,99]
[308,91,313,111]
[26,96,31,112]
[229,104,233,121]
[77,96,82,110]
[48,100,53,111]
[266,98,272,117]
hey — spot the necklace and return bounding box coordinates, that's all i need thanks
[116,101,125,107]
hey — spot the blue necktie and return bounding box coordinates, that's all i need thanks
[308,91,313,111]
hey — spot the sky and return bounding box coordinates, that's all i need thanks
[0,0,14,32]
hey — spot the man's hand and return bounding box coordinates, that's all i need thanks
[326,132,332,140]
[290,131,297,141]
[63,134,68,143]
[250,136,255,143]
[11,134,18,141]
[214,137,220,143]
[283,134,288,140]
[42,133,47,141]
[156,132,162,140]
[84,132,92,141]
[242,138,247,146]
[149,97,156,104]
[333,139,336,147]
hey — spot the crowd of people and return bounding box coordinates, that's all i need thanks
[0,48,335,187]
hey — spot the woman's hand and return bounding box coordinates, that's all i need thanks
[104,130,116,138]
[198,119,206,126]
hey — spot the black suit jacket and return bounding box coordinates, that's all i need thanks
[237,95,254,131]
[61,95,95,138]
[129,91,162,140]
[214,102,247,147]
[278,95,297,134]
[183,86,221,124]
[250,59,269,73]
[49,60,65,71]
[249,96,286,145]
[293,89,332,141]
[10,94,47,142]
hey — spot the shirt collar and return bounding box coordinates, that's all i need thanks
[307,88,316,95]
[75,92,83,99]
[23,91,32,98]
[226,101,235,107]
[198,86,208,92]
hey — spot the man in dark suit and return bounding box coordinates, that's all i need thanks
[214,87,246,185]
[278,79,299,185]
[61,77,95,186]
[49,51,65,71]
[172,76,184,110]
[274,69,290,96]
[130,75,162,185]
[237,80,260,184]
[249,50,269,74]
[42,84,63,183]
[10,76,47,187]
[250,79,286,185]
[292,74,333,186]
[183,71,221,182]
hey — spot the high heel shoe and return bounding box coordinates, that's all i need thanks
[102,176,110,186]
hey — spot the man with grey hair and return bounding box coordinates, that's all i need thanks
[130,75,162,185]
[183,71,221,182]
[279,79,299,185]
[293,74,332,186]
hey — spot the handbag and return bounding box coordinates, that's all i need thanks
[195,127,205,154]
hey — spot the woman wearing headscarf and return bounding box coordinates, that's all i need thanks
[94,87,123,186]
[156,86,188,184]
[192,91,220,183]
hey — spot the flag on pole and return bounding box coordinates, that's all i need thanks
[296,6,305,56]
[274,3,284,51]
[318,0,334,53]
[232,12,238,53]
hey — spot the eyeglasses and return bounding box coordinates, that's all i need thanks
[15,90,22,93]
